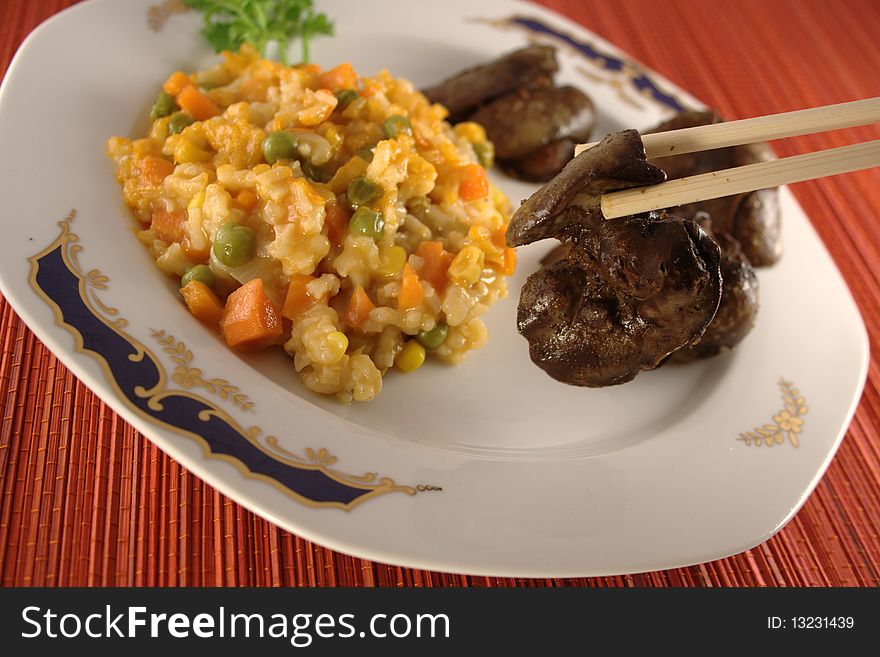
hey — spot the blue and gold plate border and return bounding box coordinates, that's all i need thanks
[480,15,692,113]
[29,211,432,510]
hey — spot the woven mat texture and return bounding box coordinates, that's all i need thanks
[1,0,878,586]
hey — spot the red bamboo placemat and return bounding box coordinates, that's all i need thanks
[1,0,878,587]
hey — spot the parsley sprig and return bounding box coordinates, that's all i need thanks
[183,0,334,65]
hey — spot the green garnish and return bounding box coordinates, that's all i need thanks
[183,0,334,64]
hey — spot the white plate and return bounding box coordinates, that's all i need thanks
[0,0,868,577]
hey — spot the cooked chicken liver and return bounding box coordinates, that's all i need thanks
[502,139,578,183]
[422,45,559,122]
[506,130,665,247]
[508,130,723,386]
[671,215,759,361]
[423,45,593,180]
[470,85,595,160]
[519,213,722,386]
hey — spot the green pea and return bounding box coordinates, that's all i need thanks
[262,131,299,164]
[473,142,494,169]
[334,89,358,109]
[212,223,256,267]
[167,111,194,134]
[346,176,380,209]
[348,207,384,241]
[301,160,331,183]
[417,323,448,350]
[151,92,177,121]
[382,114,412,139]
[180,264,215,289]
[356,147,374,162]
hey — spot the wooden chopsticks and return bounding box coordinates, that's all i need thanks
[601,139,880,219]
[575,98,880,220]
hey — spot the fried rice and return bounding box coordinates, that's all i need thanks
[108,46,515,403]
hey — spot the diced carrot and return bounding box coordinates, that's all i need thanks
[319,63,357,92]
[163,71,191,96]
[414,241,453,293]
[491,225,509,248]
[360,80,380,98]
[138,155,174,186]
[398,263,423,310]
[344,285,375,329]
[500,247,517,276]
[234,189,260,211]
[176,85,220,121]
[282,274,317,320]
[458,163,489,201]
[179,280,224,327]
[468,225,492,242]
[299,63,323,75]
[150,208,187,244]
[221,278,283,349]
[324,201,351,246]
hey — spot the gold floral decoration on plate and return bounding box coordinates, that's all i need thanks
[152,329,255,411]
[738,379,808,448]
[28,211,441,510]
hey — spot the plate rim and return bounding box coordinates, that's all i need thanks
[0,0,870,577]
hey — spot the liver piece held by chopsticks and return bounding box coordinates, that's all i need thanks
[670,213,760,362]
[508,98,880,385]
[645,111,782,267]
[507,130,724,387]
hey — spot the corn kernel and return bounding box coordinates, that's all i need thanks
[320,123,345,149]
[396,340,426,373]
[174,139,212,164]
[491,184,511,214]
[150,116,170,143]
[324,331,349,364]
[439,141,461,167]
[468,225,492,242]
[188,191,205,210]
[448,245,485,286]
[466,224,504,265]
[132,138,156,157]
[376,245,407,276]
[454,121,487,143]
